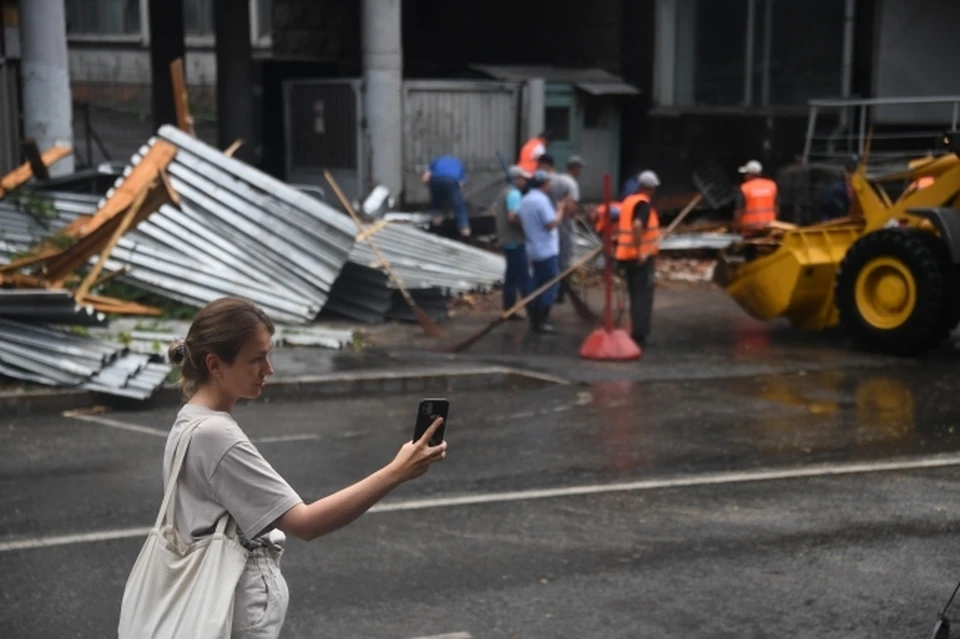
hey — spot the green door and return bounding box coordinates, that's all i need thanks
[544,83,579,170]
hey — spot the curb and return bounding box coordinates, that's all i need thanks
[1,365,571,417]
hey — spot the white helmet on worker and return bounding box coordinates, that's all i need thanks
[637,170,661,188]
[738,159,763,175]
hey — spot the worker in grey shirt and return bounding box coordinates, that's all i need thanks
[494,165,532,316]
[547,156,583,303]
[146,297,447,639]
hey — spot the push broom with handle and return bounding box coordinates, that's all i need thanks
[450,245,603,353]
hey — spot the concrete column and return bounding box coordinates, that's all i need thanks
[148,0,186,130]
[362,0,403,195]
[20,0,74,176]
[214,0,254,163]
[525,79,545,142]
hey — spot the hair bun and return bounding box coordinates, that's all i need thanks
[167,339,187,365]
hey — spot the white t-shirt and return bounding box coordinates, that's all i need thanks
[162,404,303,545]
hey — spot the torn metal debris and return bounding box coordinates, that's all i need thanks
[0,318,171,399]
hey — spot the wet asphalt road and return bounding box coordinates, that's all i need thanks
[4,289,960,638]
[4,357,960,638]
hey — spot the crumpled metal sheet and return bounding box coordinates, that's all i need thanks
[0,318,171,399]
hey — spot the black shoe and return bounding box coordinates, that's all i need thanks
[537,309,558,334]
[537,320,558,334]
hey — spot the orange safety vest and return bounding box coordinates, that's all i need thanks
[908,176,934,191]
[615,193,661,261]
[518,136,546,174]
[593,201,622,234]
[739,177,778,230]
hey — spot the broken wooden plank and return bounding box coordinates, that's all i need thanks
[223,139,244,158]
[355,219,390,242]
[74,181,154,304]
[170,57,194,136]
[0,145,72,198]
[83,294,163,316]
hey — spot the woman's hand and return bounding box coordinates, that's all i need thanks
[388,417,448,483]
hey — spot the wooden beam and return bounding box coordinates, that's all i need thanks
[73,181,153,304]
[0,145,72,198]
[354,219,390,242]
[170,57,194,136]
[223,139,244,158]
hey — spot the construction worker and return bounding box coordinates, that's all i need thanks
[517,170,564,334]
[518,131,551,175]
[494,166,532,318]
[547,156,583,304]
[734,159,779,234]
[421,154,471,238]
[616,170,661,347]
[592,201,621,235]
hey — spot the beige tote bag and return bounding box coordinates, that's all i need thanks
[118,417,249,639]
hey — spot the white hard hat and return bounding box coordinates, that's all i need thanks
[738,160,763,174]
[637,170,661,188]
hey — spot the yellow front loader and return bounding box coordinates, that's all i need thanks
[715,135,960,356]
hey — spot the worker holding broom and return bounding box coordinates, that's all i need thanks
[616,170,661,347]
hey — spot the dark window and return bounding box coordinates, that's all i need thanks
[65,0,140,35]
[545,106,571,141]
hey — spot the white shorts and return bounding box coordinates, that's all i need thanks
[232,541,289,639]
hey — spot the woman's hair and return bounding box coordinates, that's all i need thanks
[167,297,275,398]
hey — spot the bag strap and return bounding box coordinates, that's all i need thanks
[154,416,208,531]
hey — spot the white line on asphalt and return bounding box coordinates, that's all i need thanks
[5,452,960,553]
[407,633,472,639]
[0,527,152,552]
[67,413,167,437]
[66,414,318,444]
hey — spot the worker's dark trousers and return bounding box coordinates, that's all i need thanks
[619,258,656,343]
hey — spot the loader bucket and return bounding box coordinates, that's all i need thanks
[715,225,863,331]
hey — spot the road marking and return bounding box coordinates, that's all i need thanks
[66,414,318,444]
[368,453,960,513]
[0,526,153,552]
[4,452,960,553]
[407,633,472,639]
[67,413,167,437]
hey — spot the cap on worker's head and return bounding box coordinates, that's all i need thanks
[529,169,552,187]
[538,153,555,168]
[738,159,763,175]
[637,170,661,188]
[508,165,531,179]
[566,155,584,169]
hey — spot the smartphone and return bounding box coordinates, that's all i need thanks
[413,398,449,446]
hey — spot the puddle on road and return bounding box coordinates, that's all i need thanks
[581,366,960,476]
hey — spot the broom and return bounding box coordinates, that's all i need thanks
[324,170,446,338]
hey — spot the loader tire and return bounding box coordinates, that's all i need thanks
[835,229,948,356]
[917,232,960,349]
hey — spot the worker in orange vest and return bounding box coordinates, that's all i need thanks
[734,159,778,234]
[615,170,661,346]
[518,131,551,175]
[592,201,622,235]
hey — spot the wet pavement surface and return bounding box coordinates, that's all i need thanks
[3,288,960,637]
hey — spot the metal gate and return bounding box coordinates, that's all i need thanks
[403,80,520,206]
[283,79,365,201]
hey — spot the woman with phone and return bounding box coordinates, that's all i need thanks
[121,297,447,639]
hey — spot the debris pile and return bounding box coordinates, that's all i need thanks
[0,129,508,395]
[0,317,170,399]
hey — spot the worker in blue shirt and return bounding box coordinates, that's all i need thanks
[517,170,565,333]
[421,155,471,238]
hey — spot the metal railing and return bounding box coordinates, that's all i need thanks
[802,95,960,165]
